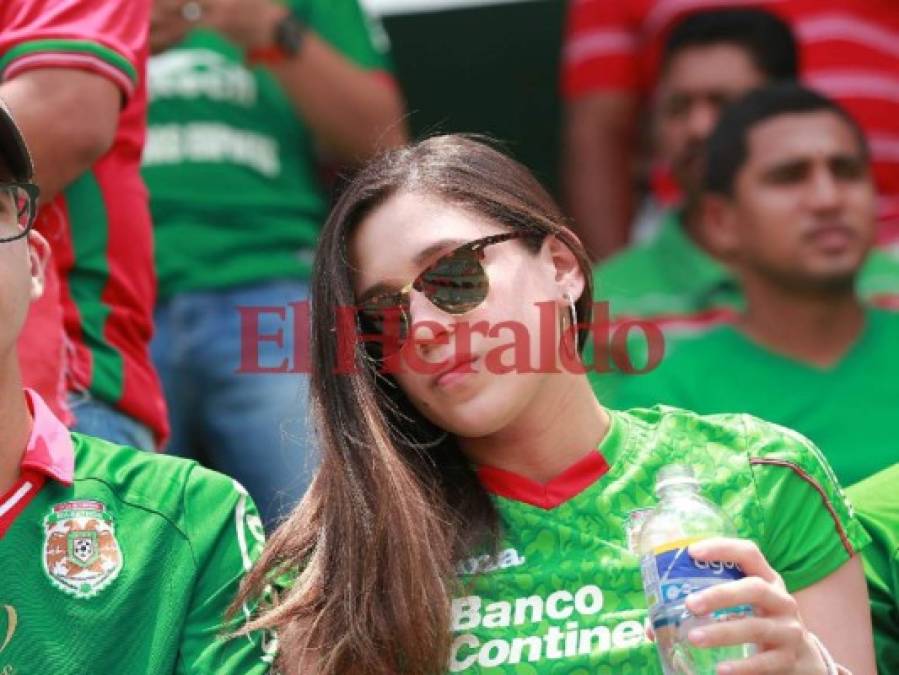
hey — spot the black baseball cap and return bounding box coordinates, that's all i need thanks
[0,97,33,181]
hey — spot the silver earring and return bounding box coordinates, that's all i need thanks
[563,292,579,354]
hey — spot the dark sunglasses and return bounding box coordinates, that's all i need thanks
[357,231,544,348]
[0,182,39,243]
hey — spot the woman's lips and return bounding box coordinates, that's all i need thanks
[434,356,478,388]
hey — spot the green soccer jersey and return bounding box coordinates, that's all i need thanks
[449,406,868,673]
[598,307,899,487]
[846,465,899,674]
[0,391,272,674]
[142,0,392,298]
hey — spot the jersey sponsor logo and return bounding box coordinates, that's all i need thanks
[449,585,648,671]
[42,501,123,599]
[143,123,281,177]
[148,50,258,106]
[456,548,526,576]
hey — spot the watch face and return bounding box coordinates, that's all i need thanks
[275,15,305,57]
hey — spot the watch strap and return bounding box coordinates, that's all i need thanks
[247,11,306,65]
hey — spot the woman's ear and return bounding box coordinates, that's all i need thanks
[27,229,50,301]
[545,235,586,302]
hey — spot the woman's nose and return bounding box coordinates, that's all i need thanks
[407,290,452,355]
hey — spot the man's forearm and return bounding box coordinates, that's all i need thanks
[563,94,638,262]
[563,141,634,262]
[265,32,408,164]
[0,69,120,202]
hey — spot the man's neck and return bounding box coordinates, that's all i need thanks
[738,279,865,367]
[0,363,32,495]
[461,373,610,485]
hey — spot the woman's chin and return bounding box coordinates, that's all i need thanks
[423,395,521,440]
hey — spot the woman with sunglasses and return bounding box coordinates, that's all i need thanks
[235,135,875,674]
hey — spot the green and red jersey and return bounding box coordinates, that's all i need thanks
[450,406,868,673]
[142,0,394,298]
[0,390,272,673]
[846,464,899,675]
[0,0,168,444]
[598,307,899,487]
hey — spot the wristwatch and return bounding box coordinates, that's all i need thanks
[247,12,306,65]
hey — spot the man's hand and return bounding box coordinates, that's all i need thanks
[150,0,195,54]
[199,0,288,50]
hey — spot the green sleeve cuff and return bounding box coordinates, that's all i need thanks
[0,39,138,88]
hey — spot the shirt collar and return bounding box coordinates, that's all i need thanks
[19,389,74,485]
[654,210,735,292]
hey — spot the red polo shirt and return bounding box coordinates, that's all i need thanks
[1,0,168,444]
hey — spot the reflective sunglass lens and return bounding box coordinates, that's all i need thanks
[417,248,488,314]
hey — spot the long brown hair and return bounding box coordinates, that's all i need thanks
[234,135,594,674]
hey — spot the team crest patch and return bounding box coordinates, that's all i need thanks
[42,500,123,599]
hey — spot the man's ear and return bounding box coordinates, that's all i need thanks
[700,192,741,261]
[26,229,50,301]
[545,234,586,302]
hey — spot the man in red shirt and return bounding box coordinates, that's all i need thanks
[563,0,899,259]
[0,0,168,449]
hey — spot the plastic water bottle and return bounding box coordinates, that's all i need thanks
[638,465,755,675]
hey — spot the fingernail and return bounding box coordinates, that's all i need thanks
[688,543,706,556]
[688,629,707,646]
[717,665,733,675]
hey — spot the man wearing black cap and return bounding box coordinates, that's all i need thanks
[0,0,168,451]
[0,102,272,674]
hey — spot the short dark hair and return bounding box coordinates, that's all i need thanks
[705,83,869,195]
[663,8,798,81]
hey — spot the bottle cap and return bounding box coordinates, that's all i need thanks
[655,464,699,493]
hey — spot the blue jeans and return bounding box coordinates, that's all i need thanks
[69,393,156,452]
[151,280,315,528]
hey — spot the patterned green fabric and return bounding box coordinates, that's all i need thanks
[0,435,272,673]
[449,406,868,673]
[847,465,899,675]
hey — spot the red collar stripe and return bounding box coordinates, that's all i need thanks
[477,451,610,510]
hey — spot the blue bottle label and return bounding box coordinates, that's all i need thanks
[642,538,751,624]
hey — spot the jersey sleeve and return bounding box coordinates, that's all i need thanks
[561,0,640,99]
[176,465,275,674]
[301,0,394,75]
[0,0,146,100]
[847,469,899,673]
[743,416,871,593]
